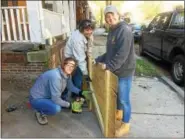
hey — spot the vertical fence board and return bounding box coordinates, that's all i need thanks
[4,9,11,41]
[16,9,23,40]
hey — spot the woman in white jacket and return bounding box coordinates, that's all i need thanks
[64,19,95,97]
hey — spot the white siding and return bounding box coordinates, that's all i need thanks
[26,1,44,43]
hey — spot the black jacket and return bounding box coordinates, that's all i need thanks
[96,21,136,77]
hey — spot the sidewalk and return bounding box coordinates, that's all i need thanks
[1,79,103,138]
[129,77,184,137]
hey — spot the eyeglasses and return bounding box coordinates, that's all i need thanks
[65,63,76,69]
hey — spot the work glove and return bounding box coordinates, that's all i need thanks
[82,90,91,100]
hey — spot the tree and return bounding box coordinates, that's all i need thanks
[174,4,184,11]
[139,1,162,21]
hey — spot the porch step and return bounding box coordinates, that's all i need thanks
[27,49,50,63]
[1,43,35,52]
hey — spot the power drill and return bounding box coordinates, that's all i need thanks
[71,75,92,114]
[71,97,85,114]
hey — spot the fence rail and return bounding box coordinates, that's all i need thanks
[1,6,30,42]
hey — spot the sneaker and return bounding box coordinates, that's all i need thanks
[35,112,48,125]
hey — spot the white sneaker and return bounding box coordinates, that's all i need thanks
[35,112,48,125]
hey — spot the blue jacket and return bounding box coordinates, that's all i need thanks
[29,66,80,107]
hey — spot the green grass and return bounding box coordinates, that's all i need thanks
[135,59,161,77]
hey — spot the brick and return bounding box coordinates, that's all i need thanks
[27,70,37,72]
[1,52,27,63]
[1,63,8,67]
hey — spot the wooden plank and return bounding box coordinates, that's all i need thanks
[2,14,5,41]
[92,64,107,123]
[106,70,118,137]
[90,82,104,133]
[16,9,23,40]
[1,6,26,9]
[18,0,26,6]
[109,71,118,95]
[21,8,28,40]
[89,57,118,137]
[4,9,11,41]
[104,70,109,137]
[10,8,17,40]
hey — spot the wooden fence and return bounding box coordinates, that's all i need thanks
[88,57,118,137]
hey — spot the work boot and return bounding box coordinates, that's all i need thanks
[115,123,130,137]
[116,110,123,121]
[35,112,48,125]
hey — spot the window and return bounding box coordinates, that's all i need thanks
[170,11,184,29]
[42,0,54,11]
[148,13,172,30]
[2,0,18,7]
[12,0,18,6]
[2,0,8,7]
[148,15,161,30]
[157,13,172,30]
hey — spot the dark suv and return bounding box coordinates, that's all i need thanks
[139,9,184,86]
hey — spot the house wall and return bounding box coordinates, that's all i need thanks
[3,0,77,43]
[2,0,29,42]
[8,0,26,6]
[1,40,66,79]
[1,62,45,78]
[52,1,76,36]
[26,1,44,43]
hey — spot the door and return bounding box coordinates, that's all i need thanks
[143,13,172,57]
[162,11,184,61]
[142,14,161,55]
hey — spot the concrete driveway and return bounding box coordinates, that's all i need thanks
[2,75,184,138]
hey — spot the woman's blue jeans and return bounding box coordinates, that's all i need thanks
[72,66,83,96]
[30,98,61,115]
[72,66,83,89]
[117,76,132,123]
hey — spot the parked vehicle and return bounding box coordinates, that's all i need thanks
[130,23,142,42]
[139,9,184,86]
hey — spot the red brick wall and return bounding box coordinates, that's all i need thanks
[1,40,66,79]
[1,52,27,63]
[1,62,46,78]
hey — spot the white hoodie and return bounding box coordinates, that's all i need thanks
[64,30,88,75]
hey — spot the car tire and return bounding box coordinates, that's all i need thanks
[171,55,184,86]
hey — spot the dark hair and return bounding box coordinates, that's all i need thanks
[79,19,95,32]
[63,57,77,67]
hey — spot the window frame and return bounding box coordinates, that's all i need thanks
[169,11,184,29]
